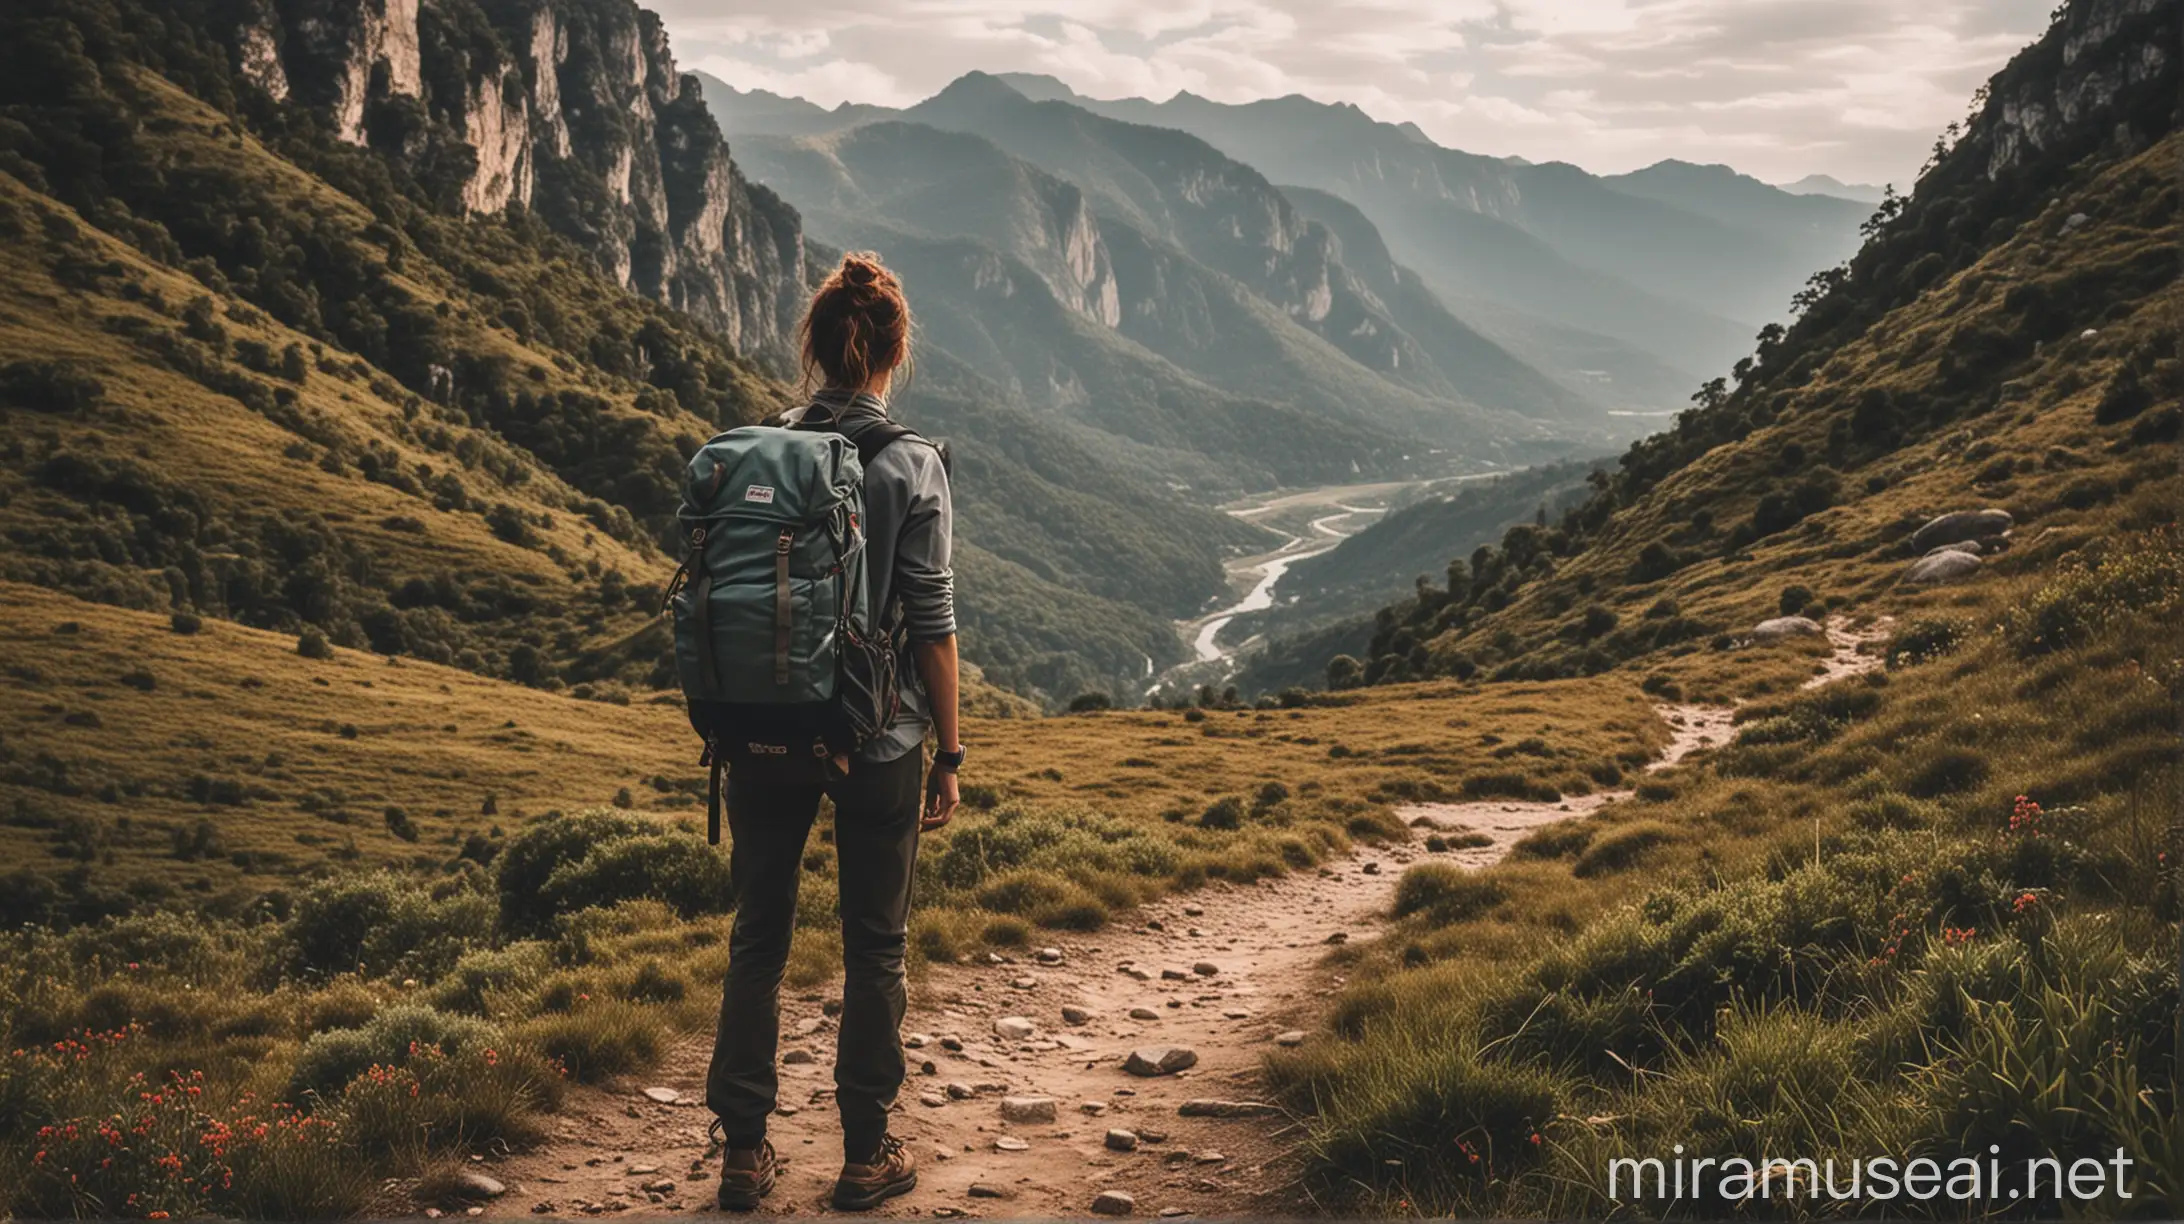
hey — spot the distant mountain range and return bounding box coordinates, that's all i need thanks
[697,71,1614,473]
[1776,174,1889,203]
[701,72,1869,426]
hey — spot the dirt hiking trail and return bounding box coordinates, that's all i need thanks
[477,619,1888,1220]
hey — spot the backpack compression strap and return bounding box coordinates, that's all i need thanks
[773,529,794,686]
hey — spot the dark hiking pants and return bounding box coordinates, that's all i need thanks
[704,749,922,1162]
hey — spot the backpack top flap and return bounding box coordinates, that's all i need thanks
[681,425,861,525]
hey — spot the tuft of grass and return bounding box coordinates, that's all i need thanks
[511,1001,663,1085]
[1571,822,1678,876]
[1392,864,1507,924]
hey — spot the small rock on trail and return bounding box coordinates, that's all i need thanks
[1125,1046,1199,1076]
[1000,1095,1058,1123]
[1062,1004,1094,1025]
[1106,1128,1140,1152]
[993,1016,1035,1041]
[639,1087,680,1104]
[1092,1190,1137,1216]
[1274,1031,1306,1047]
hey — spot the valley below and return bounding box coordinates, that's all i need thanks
[1179,481,1408,666]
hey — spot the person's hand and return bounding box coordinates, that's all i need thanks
[922,767,959,830]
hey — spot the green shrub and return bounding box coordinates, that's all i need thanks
[430,943,553,1015]
[1901,746,1990,797]
[284,872,493,980]
[2003,530,2182,657]
[497,810,726,931]
[297,629,333,659]
[1572,822,1677,876]
[1510,823,1592,861]
[1199,797,1245,830]
[538,831,732,923]
[512,1002,662,1083]
[1886,616,1970,668]
[1392,865,1507,925]
[974,870,1069,916]
[980,915,1032,947]
[332,1039,562,1154]
[291,1004,500,1098]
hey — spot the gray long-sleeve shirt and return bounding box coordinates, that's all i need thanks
[785,388,955,764]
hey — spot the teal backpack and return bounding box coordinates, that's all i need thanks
[665,412,919,840]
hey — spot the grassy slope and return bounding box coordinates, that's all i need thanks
[1425,135,2180,693]
[1259,126,2182,1213]
[0,575,1672,898]
[0,68,754,680]
[0,560,1680,1213]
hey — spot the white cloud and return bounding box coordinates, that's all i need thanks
[651,0,2053,185]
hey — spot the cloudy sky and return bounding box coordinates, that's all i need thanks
[654,0,2053,188]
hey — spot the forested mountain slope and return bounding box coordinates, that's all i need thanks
[0,0,1288,704]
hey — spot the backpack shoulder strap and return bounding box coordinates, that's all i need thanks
[791,406,946,473]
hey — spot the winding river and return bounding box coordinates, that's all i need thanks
[1173,475,1484,672]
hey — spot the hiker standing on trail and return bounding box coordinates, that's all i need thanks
[675,252,963,1211]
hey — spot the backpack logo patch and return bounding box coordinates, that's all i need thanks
[744,485,776,504]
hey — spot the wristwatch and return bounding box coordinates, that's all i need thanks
[932,746,966,772]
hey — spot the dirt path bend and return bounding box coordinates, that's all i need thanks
[1400,615,1893,866]
[480,619,1891,1220]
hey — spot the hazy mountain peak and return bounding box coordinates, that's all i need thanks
[1776,173,1886,203]
[931,70,1032,108]
[692,70,823,115]
[993,72,1079,102]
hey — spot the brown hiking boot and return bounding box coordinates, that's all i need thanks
[716,1137,778,1211]
[832,1135,916,1210]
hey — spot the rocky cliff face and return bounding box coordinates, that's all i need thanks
[1984,0,2174,179]
[220,0,807,360]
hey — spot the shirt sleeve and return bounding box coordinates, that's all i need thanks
[888,440,956,642]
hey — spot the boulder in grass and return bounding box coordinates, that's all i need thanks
[1124,1046,1198,1076]
[447,1173,506,1201]
[1751,616,1825,641]
[1910,509,2013,553]
[1926,539,1985,557]
[1905,550,1983,585]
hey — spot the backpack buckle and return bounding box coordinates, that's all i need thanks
[689,526,707,547]
[775,532,792,555]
